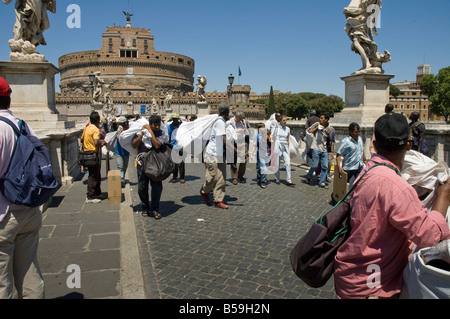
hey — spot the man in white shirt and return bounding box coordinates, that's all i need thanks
[0,77,45,298]
[200,103,231,209]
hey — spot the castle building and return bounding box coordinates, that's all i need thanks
[56,17,265,122]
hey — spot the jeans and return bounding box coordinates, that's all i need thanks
[307,149,329,185]
[115,154,130,182]
[256,152,269,184]
[137,165,163,212]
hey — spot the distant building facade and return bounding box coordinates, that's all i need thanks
[389,65,444,122]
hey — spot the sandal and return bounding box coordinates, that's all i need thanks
[152,211,162,220]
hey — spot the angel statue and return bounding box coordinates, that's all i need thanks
[344,0,391,75]
[196,75,207,103]
[3,0,56,61]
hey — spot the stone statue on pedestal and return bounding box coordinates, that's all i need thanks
[92,72,105,106]
[196,75,207,103]
[3,0,56,62]
[344,0,391,75]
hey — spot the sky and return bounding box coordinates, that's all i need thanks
[1,0,450,99]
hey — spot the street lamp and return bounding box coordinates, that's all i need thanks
[228,74,235,86]
[228,74,234,104]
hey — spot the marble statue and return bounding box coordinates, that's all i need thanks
[3,0,56,62]
[196,75,207,103]
[344,0,391,75]
[92,72,105,106]
[165,92,173,110]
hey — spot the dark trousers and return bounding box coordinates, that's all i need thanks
[137,165,163,212]
[87,164,101,199]
[173,162,185,180]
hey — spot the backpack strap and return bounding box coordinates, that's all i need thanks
[0,116,21,136]
[339,163,401,204]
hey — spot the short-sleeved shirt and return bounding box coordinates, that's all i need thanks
[206,118,226,157]
[82,124,100,152]
[115,131,130,156]
[334,154,450,299]
[337,135,365,171]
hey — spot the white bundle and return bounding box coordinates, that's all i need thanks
[401,150,449,210]
[175,114,219,157]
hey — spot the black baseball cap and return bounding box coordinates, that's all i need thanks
[375,112,410,145]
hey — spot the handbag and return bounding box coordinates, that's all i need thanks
[290,163,399,288]
[78,127,100,168]
[142,144,176,182]
[78,150,100,167]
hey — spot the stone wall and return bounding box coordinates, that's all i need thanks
[250,121,450,166]
[36,126,84,186]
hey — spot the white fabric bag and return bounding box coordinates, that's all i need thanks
[175,114,219,158]
[400,150,450,299]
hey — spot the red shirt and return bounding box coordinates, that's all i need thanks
[334,154,450,299]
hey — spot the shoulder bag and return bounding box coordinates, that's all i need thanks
[290,163,400,288]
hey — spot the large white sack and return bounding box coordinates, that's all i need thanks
[118,118,148,156]
[289,135,299,158]
[402,150,449,210]
[175,114,219,157]
[402,239,450,299]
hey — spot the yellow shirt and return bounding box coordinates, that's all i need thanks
[82,124,100,152]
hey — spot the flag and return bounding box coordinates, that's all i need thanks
[238,66,242,77]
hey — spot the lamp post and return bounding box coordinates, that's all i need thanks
[228,74,234,104]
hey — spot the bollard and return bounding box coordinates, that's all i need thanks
[108,170,122,203]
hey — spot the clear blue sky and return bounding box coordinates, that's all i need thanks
[1,0,450,99]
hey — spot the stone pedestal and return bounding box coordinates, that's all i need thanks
[0,61,75,130]
[333,73,395,127]
[197,101,210,117]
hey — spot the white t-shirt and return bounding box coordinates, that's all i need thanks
[206,118,226,157]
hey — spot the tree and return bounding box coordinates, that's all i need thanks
[266,86,276,119]
[389,84,401,99]
[420,66,450,122]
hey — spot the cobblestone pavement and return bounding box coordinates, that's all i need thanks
[129,160,338,299]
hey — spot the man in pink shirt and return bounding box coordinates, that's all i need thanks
[334,112,450,299]
[0,77,45,299]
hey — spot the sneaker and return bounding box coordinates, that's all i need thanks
[260,183,267,189]
[200,191,211,205]
[214,202,229,210]
[85,197,101,204]
[93,194,107,200]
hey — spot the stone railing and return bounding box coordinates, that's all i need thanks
[35,126,84,186]
[249,120,450,166]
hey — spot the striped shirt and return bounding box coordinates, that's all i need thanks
[337,135,364,171]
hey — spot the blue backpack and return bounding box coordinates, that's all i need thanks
[0,117,61,207]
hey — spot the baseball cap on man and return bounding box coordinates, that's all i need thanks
[374,112,410,145]
[0,77,12,97]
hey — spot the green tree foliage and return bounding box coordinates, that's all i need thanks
[389,84,401,99]
[257,90,345,119]
[420,66,450,122]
